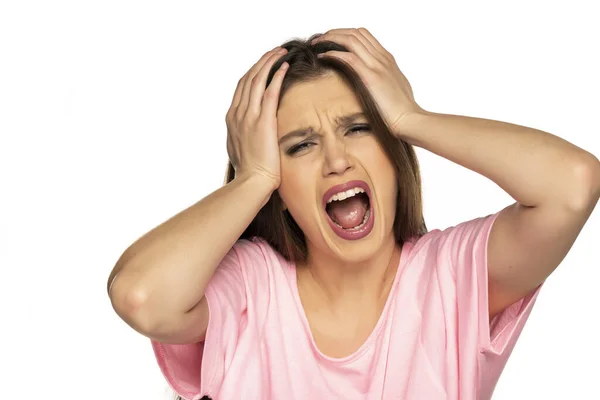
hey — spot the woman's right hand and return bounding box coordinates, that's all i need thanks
[226,46,289,190]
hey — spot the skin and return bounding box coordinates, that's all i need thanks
[276,72,402,357]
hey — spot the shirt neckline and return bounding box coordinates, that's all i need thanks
[285,239,414,365]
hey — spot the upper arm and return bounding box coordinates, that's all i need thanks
[147,296,210,344]
[148,241,248,344]
[131,242,247,345]
[149,239,270,399]
[487,172,599,319]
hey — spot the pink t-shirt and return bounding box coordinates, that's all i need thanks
[151,212,542,399]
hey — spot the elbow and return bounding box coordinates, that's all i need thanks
[590,154,600,201]
[566,152,600,212]
[109,274,160,335]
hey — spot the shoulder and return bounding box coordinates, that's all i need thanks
[411,213,498,251]
[230,236,286,265]
[406,213,500,276]
[220,236,290,287]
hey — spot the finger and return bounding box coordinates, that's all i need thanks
[233,47,280,112]
[356,27,395,61]
[260,61,289,119]
[231,47,283,113]
[315,28,389,64]
[237,48,287,119]
[317,50,370,76]
[316,28,371,49]
[314,31,380,69]
[247,50,288,116]
[227,74,246,123]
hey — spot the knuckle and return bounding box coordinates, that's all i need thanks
[247,107,260,120]
[233,113,244,126]
[250,75,261,88]
[241,112,254,126]
[374,63,386,75]
[373,58,385,70]
[226,116,236,128]
[256,115,268,127]
[232,107,241,120]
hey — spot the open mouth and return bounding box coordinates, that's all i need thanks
[322,180,375,240]
[325,189,371,230]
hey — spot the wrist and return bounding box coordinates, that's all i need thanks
[234,171,279,201]
[392,108,432,145]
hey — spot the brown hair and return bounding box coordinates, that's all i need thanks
[173,32,427,400]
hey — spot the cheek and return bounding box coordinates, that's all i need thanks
[280,160,303,192]
[356,143,397,207]
[279,166,313,215]
[278,165,325,236]
[353,140,395,175]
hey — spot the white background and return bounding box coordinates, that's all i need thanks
[1,1,598,399]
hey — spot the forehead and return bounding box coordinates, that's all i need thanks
[277,73,363,136]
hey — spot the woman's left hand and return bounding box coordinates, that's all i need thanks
[312,28,423,137]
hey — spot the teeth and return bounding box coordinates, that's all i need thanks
[327,187,366,204]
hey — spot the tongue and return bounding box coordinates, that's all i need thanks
[327,195,368,229]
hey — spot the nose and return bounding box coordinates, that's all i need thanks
[322,137,352,176]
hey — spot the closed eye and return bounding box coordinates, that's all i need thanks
[286,124,372,155]
[346,124,371,135]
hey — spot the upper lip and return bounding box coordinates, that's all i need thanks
[322,179,372,209]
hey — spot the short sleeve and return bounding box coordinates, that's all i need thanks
[439,212,543,395]
[150,240,251,400]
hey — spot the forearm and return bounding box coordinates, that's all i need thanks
[398,110,600,210]
[108,172,275,327]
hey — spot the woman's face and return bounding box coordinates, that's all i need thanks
[276,72,398,263]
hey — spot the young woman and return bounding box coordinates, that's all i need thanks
[107,28,600,400]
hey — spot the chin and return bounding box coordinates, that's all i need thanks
[321,212,391,263]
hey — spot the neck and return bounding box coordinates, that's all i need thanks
[297,235,401,307]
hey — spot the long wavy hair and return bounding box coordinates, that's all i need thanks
[173,31,427,400]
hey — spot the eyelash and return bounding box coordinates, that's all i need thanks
[286,125,371,155]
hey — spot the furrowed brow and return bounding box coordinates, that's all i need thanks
[278,112,367,145]
[334,112,367,127]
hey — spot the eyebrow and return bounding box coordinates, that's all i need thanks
[278,112,367,145]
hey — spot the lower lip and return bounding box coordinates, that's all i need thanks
[325,201,375,240]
